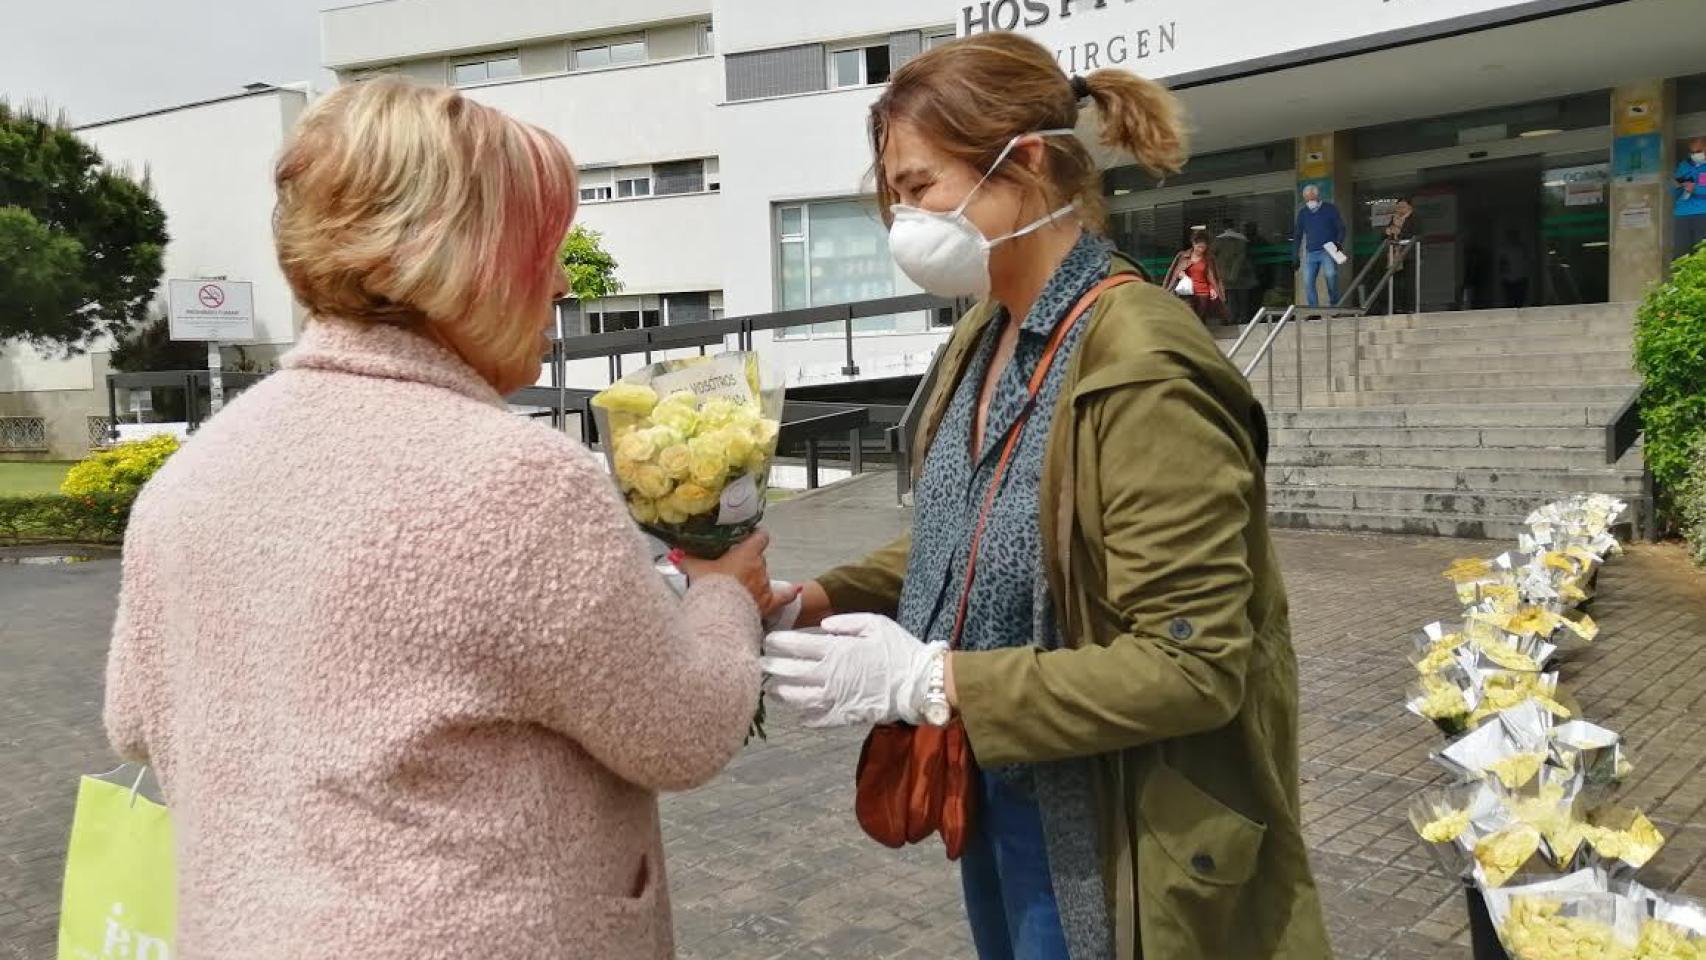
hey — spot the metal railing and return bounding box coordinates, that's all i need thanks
[1604,385,1656,541]
[1334,238,1422,315]
[0,416,48,452]
[104,370,268,440]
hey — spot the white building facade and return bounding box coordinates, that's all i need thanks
[5,0,1705,458]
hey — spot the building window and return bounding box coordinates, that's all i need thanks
[572,293,720,334]
[699,22,715,56]
[654,159,705,196]
[923,30,955,51]
[663,292,713,324]
[829,43,891,88]
[775,199,925,337]
[452,52,521,86]
[615,167,652,198]
[575,35,647,71]
[705,158,720,192]
[579,169,614,203]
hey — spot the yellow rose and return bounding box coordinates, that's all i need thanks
[630,464,674,500]
[1474,825,1541,886]
[1502,898,1619,960]
[689,435,731,484]
[592,382,659,416]
[745,449,770,477]
[652,392,701,436]
[750,416,781,451]
[614,427,659,465]
[1419,808,1470,844]
[699,397,741,431]
[717,425,756,466]
[656,498,689,525]
[669,481,722,517]
[657,444,693,481]
[628,495,659,525]
[1484,753,1545,789]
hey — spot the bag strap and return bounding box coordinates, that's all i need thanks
[947,274,1140,650]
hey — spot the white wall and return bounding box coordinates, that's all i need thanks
[322,0,709,69]
[78,90,306,347]
[574,193,723,296]
[0,349,95,393]
[714,0,949,54]
[463,56,718,169]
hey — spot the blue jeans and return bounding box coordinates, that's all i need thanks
[1303,248,1340,307]
[960,773,1071,960]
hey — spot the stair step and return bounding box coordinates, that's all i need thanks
[1268,445,1613,471]
[1267,506,1542,542]
[1272,404,1618,429]
[1270,426,1607,450]
[1267,463,1646,494]
[1268,484,1614,517]
[1348,303,1634,331]
[1355,337,1633,360]
[1340,352,1634,376]
[1335,368,1639,391]
[1327,385,1639,405]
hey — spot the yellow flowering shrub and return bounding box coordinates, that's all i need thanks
[61,434,180,498]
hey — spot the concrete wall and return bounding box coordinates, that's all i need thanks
[1608,79,1675,302]
[322,0,710,69]
[574,192,723,297]
[713,0,947,54]
[462,56,718,169]
[0,351,111,461]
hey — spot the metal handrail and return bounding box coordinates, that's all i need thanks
[1605,386,1643,465]
[1240,306,1297,380]
[1333,239,1393,309]
[1225,306,1273,362]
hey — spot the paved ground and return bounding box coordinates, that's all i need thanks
[3,472,1704,959]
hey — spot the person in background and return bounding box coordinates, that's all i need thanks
[104,77,783,960]
[1380,198,1418,314]
[761,31,1329,960]
[1675,136,1706,261]
[1211,219,1259,323]
[1163,229,1227,324]
[1294,184,1345,307]
[1497,228,1531,307]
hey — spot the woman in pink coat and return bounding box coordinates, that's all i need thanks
[103,77,776,959]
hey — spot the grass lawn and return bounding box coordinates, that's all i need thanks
[0,461,74,496]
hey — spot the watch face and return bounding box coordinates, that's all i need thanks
[924,700,952,727]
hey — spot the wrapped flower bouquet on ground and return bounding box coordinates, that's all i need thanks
[592,352,784,558]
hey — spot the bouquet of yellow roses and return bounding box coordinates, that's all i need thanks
[591,352,784,558]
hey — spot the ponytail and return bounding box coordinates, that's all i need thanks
[1082,69,1189,178]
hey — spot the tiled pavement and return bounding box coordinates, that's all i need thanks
[4,473,1705,959]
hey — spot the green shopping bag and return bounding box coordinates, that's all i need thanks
[57,766,176,960]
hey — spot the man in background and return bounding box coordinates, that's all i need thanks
[1675,136,1706,261]
[1295,184,1346,306]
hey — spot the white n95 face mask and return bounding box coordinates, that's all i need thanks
[887,129,1079,299]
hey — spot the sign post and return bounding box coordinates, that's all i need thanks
[168,279,255,417]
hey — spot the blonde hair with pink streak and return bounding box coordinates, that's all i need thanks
[274,77,577,393]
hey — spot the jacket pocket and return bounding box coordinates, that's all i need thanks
[585,850,665,956]
[1134,760,1267,954]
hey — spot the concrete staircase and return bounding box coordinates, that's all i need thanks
[1222,304,1647,541]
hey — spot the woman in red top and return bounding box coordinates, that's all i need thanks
[1163,229,1226,323]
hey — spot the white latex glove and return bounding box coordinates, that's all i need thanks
[761,614,944,728]
[764,581,803,631]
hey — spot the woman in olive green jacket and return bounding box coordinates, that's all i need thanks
[761,33,1330,960]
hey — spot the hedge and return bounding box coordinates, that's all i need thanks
[1633,244,1706,515]
[0,493,134,545]
[1680,439,1706,569]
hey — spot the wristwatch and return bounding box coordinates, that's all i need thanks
[921,650,952,727]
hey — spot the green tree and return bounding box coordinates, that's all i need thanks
[559,225,622,301]
[0,101,168,351]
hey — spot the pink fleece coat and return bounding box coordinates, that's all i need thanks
[103,318,763,959]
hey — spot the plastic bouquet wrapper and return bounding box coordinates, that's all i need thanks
[1470,604,1600,649]
[1486,870,1706,959]
[1447,556,1521,607]
[1469,670,1574,728]
[1495,549,1599,608]
[1435,701,1555,787]
[1407,663,1480,735]
[1409,781,1502,876]
[1580,806,1667,874]
[1550,721,1634,793]
[592,352,784,559]
[1526,495,1629,556]
[653,555,766,742]
[1496,884,1638,958]
[1411,620,1559,676]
